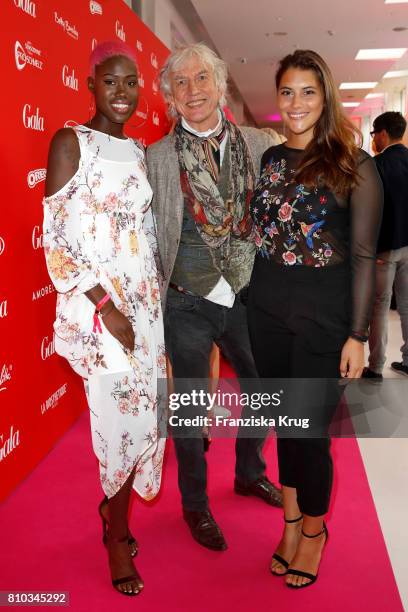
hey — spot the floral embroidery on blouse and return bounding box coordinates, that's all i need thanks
[251,146,338,267]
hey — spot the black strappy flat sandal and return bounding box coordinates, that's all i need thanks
[98,497,138,557]
[286,522,329,588]
[270,515,303,576]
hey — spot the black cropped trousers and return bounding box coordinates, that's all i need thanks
[248,258,351,516]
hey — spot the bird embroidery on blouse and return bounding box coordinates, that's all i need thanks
[299,220,325,249]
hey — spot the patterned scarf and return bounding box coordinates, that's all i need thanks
[174,114,256,249]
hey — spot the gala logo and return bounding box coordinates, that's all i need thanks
[115,20,126,41]
[0,300,8,319]
[22,104,44,131]
[14,0,36,18]
[32,225,44,250]
[62,65,79,91]
[0,425,20,463]
[41,334,56,361]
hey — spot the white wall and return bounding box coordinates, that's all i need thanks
[136,0,255,125]
[139,0,197,49]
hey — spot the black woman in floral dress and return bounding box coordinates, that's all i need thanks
[43,41,166,596]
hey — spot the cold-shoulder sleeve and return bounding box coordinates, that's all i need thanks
[349,153,383,335]
[43,180,100,294]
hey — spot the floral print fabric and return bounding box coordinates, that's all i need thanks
[43,125,166,500]
[251,144,349,267]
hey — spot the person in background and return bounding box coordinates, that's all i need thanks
[43,41,165,597]
[147,42,282,553]
[363,112,408,379]
[248,49,383,588]
[261,126,288,144]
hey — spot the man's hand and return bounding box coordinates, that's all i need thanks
[339,337,365,378]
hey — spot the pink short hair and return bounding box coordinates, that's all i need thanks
[89,40,138,77]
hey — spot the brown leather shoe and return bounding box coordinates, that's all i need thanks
[183,509,227,551]
[234,476,283,507]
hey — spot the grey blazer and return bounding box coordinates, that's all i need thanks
[146,126,277,303]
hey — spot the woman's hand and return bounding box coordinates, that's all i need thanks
[339,337,365,378]
[102,305,135,352]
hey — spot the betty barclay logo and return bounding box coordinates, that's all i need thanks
[138,73,145,88]
[27,168,46,189]
[62,65,79,91]
[152,111,160,126]
[0,364,12,392]
[0,300,8,319]
[152,80,159,94]
[89,0,102,15]
[115,20,126,41]
[91,38,98,51]
[15,40,43,71]
[54,12,79,40]
[151,53,158,69]
[136,40,143,52]
[14,0,36,18]
[22,104,44,131]
[0,236,4,256]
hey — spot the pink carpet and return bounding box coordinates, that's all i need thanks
[0,411,403,612]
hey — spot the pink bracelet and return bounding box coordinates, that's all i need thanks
[93,293,111,334]
[95,293,111,312]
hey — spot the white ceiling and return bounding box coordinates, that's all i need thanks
[190,0,408,124]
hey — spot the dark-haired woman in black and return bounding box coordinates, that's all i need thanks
[248,50,383,588]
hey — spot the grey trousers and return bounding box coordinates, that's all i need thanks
[368,246,408,373]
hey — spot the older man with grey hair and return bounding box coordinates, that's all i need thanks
[147,43,282,551]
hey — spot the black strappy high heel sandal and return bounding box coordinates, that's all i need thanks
[98,497,138,557]
[270,515,303,576]
[106,534,143,597]
[286,522,329,588]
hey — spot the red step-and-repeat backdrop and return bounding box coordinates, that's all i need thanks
[0,0,170,502]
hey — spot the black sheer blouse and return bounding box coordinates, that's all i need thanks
[250,144,383,336]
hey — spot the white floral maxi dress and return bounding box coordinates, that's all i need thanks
[43,125,166,500]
